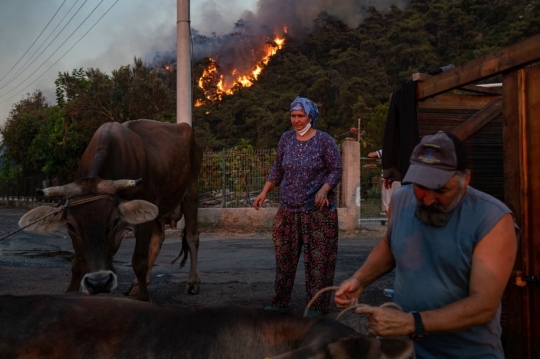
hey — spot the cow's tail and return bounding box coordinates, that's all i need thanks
[170,230,189,267]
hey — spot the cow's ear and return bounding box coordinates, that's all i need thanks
[19,206,64,233]
[117,200,158,224]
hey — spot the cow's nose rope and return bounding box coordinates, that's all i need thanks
[0,194,111,242]
[65,194,111,207]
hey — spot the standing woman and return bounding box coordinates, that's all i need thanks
[253,96,342,316]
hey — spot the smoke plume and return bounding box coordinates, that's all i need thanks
[154,0,410,63]
[151,0,410,97]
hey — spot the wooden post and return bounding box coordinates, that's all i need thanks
[503,64,540,358]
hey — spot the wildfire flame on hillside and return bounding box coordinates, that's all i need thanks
[196,35,285,106]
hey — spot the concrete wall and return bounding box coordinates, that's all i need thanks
[1,139,361,233]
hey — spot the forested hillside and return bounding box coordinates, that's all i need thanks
[2,0,539,179]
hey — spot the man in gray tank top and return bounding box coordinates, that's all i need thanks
[335,131,518,358]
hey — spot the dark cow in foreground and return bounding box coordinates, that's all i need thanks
[0,294,414,359]
[18,120,203,301]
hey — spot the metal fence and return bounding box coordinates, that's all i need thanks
[199,148,342,208]
[199,149,280,208]
[0,152,385,221]
[0,174,57,202]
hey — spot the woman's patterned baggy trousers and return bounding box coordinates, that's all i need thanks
[270,205,338,313]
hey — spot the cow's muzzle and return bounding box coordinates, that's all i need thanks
[81,270,118,295]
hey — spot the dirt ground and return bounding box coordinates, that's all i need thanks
[0,207,394,332]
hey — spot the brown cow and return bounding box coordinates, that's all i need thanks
[18,120,203,301]
[0,294,414,359]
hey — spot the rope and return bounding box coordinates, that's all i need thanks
[67,194,110,207]
[0,206,64,242]
[336,301,405,334]
[303,286,339,317]
[0,194,110,242]
[336,301,404,321]
[303,286,406,334]
[336,303,371,321]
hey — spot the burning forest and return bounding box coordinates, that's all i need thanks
[196,34,285,104]
[151,22,286,106]
[150,0,405,107]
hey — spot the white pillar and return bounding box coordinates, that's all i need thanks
[177,0,192,125]
[339,139,361,232]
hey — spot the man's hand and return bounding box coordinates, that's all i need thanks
[334,277,363,308]
[383,178,394,190]
[356,306,415,338]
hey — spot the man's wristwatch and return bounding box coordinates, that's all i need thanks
[410,311,428,341]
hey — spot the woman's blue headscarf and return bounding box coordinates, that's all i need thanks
[290,96,319,127]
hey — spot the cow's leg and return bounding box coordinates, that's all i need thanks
[67,255,84,292]
[125,221,165,297]
[130,222,152,301]
[146,220,166,284]
[182,178,200,295]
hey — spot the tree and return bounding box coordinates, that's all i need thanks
[1,91,49,175]
[365,102,390,152]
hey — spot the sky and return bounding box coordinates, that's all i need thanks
[0,0,259,128]
[0,0,408,131]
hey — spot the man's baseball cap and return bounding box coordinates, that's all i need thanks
[402,131,468,189]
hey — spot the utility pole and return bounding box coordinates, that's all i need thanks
[177,0,192,125]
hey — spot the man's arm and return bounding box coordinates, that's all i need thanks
[367,150,382,159]
[420,213,517,332]
[358,213,517,337]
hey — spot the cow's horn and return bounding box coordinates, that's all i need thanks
[37,185,66,198]
[112,179,142,191]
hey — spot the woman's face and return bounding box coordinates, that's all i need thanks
[290,110,311,131]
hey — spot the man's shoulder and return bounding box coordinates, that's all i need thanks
[389,184,415,210]
[466,187,510,213]
[393,183,414,197]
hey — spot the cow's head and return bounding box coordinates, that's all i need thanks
[18,177,158,295]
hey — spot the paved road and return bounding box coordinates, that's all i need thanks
[0,206,393,328]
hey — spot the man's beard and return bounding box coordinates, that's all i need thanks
[414,189,464,227]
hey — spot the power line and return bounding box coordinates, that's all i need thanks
[0,0,108,98]
[0,0,90,92]
[0,0,121,105]
[1,0,84,90]
[0,0,68,85]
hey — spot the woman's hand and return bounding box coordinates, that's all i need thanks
[315,184,331,209]
[253,182,275,210]
[253,193,266,210]
[334,277,364,308]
